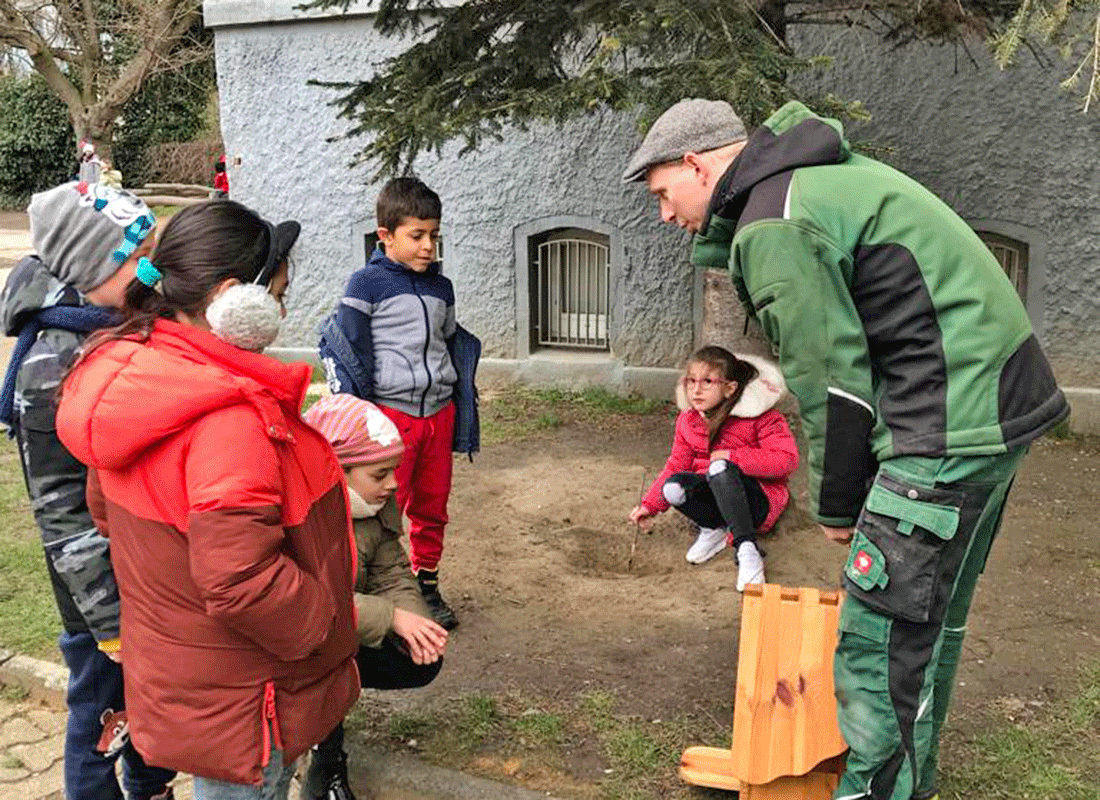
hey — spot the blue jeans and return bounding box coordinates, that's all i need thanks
[59,631,175,800]
[192,748,296,800]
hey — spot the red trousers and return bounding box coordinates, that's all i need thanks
[378,402,455,573]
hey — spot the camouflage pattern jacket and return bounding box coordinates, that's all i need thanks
[1,255,120,642]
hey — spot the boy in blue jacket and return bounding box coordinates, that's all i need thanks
[320,177,464,629]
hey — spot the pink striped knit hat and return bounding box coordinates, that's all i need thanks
[304,394,404,466]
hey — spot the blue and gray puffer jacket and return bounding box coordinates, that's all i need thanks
[320,249,457,418]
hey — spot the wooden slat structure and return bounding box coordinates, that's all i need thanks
[680,584,848,798]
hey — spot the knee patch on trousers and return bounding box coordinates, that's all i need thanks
[662,482,687,506]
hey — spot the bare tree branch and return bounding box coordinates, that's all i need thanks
[1,0,209,161]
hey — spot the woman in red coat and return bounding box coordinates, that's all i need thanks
[57,201,359,799]
[630,346,799,591]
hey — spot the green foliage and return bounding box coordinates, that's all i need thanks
[458,693,499,747]
[941,660,1100,800]
[0,441,61,660]
[991,0,1100,111]
[515,710,565,746]
[314,1,831,176]
[114,23,217,183]
[0,75,76,200]
[303,0,1027,176]
[387,711,431,740]
[481,386,671,445]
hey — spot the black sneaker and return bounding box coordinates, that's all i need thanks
[300,750,356,800]
[417,570,459,630]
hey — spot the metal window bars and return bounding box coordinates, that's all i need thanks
[535,237,610,350]
[976,231,1029,304]
[984,239,1027,300]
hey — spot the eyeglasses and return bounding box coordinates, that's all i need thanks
[682,377,727,390]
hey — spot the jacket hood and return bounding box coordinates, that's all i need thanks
[701,101,850,234]
[1,255,84,336]
[676,353,787,417]
[58,319,311,470]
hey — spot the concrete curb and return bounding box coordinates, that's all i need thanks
[352,748,566,800]
[0,650,565,800]
[0,649,68,708]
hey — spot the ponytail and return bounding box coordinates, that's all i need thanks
[65,199,270,379]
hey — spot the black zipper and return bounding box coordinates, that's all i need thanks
[412,273,432,417]
[753,294,776,312]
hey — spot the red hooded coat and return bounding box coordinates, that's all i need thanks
[641,355,799,532]
[56,319,359,785]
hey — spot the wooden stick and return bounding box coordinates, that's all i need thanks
[627,469,647,572]
[142,182,216,194]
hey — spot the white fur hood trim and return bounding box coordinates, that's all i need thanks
[347,485,384,519]
[676,352,787,417]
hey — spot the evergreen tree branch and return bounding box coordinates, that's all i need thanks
[310,0,1025,176]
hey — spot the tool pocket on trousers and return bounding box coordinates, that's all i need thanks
[834,600,896,761]
[842,471,964,624]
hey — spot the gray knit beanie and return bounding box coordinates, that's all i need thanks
[28,182,156,293]
[622,98,748,183]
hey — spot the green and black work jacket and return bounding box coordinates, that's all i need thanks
[692,101,1069,527]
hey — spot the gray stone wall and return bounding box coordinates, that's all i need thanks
[206,3,1100,392]
[793,28,1100,386]
[206,2,697,370]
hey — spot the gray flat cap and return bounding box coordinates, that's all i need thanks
[621,98,747,183]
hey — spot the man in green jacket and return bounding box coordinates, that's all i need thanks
[623,99,1069,800]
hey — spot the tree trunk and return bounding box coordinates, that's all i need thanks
[698,268,772,359]
[72,107,117,165]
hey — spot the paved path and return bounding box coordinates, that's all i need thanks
[0,692,312,799]
[0,696,67,800]
[0,694,202,800]
[0,218,29,374]
[0,213,28,270]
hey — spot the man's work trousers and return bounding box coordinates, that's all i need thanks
[379,401,455,573]
[832,447,1028,800]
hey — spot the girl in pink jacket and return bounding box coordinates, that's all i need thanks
[630,346,799,590]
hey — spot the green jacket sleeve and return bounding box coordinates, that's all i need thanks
[731,219,877,526]
[354,500,432,647]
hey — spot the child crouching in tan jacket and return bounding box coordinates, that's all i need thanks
[303,393,448,800]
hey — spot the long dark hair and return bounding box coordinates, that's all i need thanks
[70,200,271,368]
[688,345,759,449]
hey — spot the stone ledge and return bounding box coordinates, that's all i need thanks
[480,357,681,401]
[203,0,462,29]
[0,655,66,709]
[1063,387,1100,436]
[0,649,566,800]
[350,746,566,800]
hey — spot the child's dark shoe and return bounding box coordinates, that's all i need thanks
[417,570,459,630]
[300,751,356,800]
[302,724,357,800]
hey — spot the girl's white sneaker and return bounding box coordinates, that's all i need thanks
[686,527,728,564]
[736,541,766,591]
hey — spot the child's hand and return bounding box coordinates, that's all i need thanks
[710,449,731,462]
[629,505,656,531]
[392,607,448,665]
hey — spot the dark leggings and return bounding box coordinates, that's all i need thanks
[316,636,443,763]
[663,460,769,547]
